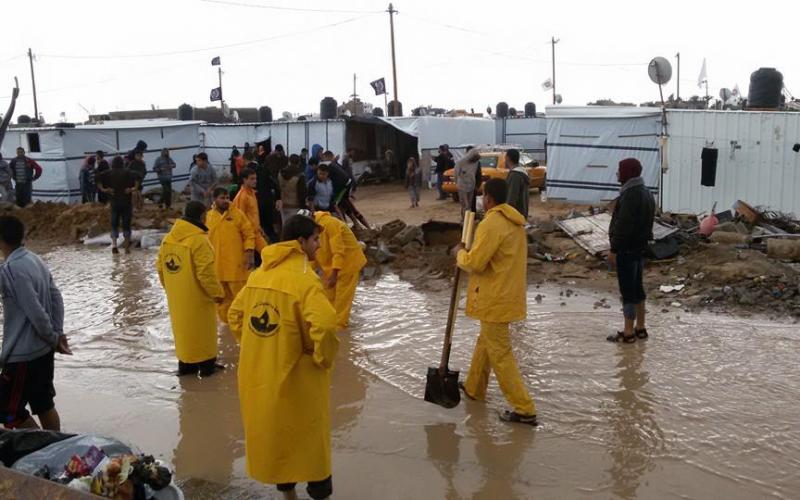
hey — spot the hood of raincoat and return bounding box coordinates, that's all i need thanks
[260,240,306,271]
[164,218,207,243]
[489,203,526,226]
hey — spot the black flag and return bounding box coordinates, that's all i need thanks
[211,56,221,66]
[210,87,222,102]
[370,78,386,96]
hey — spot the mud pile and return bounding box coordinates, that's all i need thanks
[0,201,181,243]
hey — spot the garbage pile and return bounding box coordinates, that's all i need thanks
[1,431,181,500]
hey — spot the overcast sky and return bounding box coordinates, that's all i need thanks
[2,0,798,122]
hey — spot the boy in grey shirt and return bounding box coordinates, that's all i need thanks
[0,215,71,430]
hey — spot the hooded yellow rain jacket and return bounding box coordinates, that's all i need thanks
[207,205,256,323]
[313,211,367,329]
[229,241,339,485]
[457,204,527,323]
[233,185,268,251]
[157,218,225,363]
[457,204,535,416]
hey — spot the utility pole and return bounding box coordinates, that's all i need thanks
[352,73,358,116]
[27,48,39,124]
[675,52,681,101]
[218,65,224,112]
[387,3,399,116]
[550,37,559,105]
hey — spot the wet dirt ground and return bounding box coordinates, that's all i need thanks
[3,245,797,499]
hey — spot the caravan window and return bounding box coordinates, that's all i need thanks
[26,133,41,153]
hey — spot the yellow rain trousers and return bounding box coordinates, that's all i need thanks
[457,203,535,416]
[157,219,225,364]
[207,206,255,323]
[313,211,367,330]
[229,241,339,486]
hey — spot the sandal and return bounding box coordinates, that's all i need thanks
[499,410,538,426]
[635,328,649,339]
[606,331,636,343]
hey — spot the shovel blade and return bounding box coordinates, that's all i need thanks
[424,366,461,409]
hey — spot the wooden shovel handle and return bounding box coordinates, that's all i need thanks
[439,211,476,372]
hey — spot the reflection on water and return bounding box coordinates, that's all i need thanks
[2,247,798,498]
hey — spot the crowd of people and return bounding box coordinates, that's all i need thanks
[0,124,656,498]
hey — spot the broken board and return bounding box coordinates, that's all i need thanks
[556,213,678,256]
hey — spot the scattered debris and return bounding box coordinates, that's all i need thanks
[659,284,686,293]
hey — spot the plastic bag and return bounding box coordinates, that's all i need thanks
[12,435,135,476]
[0,429,75,467]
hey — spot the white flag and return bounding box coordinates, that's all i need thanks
[541,78,553,91]
[697,58,708,88]
[732,84,741,97]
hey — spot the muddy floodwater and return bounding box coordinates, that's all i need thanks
[3,246,799,499]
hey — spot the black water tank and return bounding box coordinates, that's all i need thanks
[320,97,338,120]
[258,106,273,122]
[388,100,403,117]
[372,107,384,117]
[748,68,783,109]
[524,102,537,117]
[17,115,31,124]
[496,102,509,118]
[177,104,194,121]
[509,107,518,117]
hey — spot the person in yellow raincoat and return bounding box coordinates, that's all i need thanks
[232,167,268,252]
[229,214,339,500]
[157,201,225,377]
[303,208,366,331]
[206,187,256,324]
[454,178,538,426]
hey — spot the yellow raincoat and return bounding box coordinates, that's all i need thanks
[232,185,267,251]
[157,219,225,363]
[313,211,367,330]
[457,204,527,323]
[229,241,339,485]
[207,206,256,323]
[457,204,535,416]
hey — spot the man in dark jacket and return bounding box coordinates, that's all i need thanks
[153,148,176,209]
[504,149,529,221]
[98,156,138,254]
[9,147,43,208]
[254,157,282,243]
[95,151,110,204]
[607,158,655,344]
[433,145,454,200]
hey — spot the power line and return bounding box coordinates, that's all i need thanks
[200,0,382,14]
[38,14,375,61]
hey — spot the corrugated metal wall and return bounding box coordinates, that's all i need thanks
[664,110,800,215]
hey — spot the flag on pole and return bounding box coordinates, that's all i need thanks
[697,58,708,88]
[541,78,553,91]
[370,78,386,96]
[211,56,221,66]
[210,87,222,102]
[732,84,741,97]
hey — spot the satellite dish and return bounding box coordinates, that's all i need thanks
[555,94,563,104]
[648,57,673,85]
[720,88,733,101]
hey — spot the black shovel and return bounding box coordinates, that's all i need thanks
[425,211,475,409]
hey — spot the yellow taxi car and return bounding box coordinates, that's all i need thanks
[441,150,546,198]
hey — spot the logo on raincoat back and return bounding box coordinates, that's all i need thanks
[164,253,182,273]
[249,302,281,337]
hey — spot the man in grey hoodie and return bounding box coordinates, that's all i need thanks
[153,148,176,209]
[0,215,71,430]
[454,147,480,219]
[505,149,530,221]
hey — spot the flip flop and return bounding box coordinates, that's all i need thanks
[606,331,636,343]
